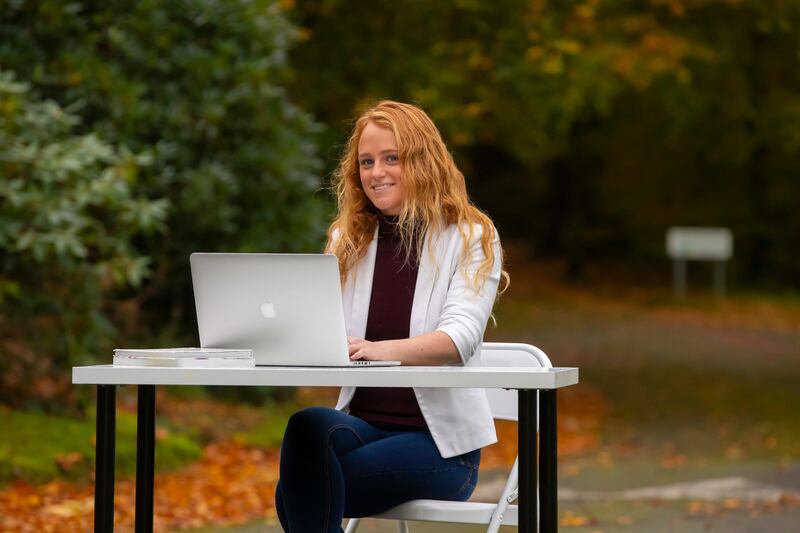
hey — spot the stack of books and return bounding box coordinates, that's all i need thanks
[113,348,255,368]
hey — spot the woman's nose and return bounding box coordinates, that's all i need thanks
[371,163,386,177]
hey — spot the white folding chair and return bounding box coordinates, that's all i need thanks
[344,342,552,533]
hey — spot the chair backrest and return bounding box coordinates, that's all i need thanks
[345,342,551,533]
[480,342,552,421]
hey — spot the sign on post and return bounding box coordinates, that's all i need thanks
[666,227,733,298]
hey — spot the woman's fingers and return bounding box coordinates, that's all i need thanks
[347,337,381,360]
[350,344,369,360]
[348,338,365,357]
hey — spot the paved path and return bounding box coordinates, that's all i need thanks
[559,475,800,502]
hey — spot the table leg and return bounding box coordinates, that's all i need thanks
[518,389,538,533]
[539,390,558,532]
[95,385,116,533]
[135,385,156,533]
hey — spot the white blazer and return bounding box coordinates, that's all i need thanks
[334,222,501,458]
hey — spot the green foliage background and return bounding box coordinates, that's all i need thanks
[1,0,799,409]
[0,70,166,406]
[0,0,327,406]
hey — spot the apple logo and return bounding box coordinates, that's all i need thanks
[260,302,276,319]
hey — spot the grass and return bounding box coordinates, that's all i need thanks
[488,273,800,464]
[0,405,201,487]
[0,381,309,488]
[236,400,299,449]
[587,358,799,461]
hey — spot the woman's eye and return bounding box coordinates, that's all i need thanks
[386,154,399,163]
[360,158,373,167]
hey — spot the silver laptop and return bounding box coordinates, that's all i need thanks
[190,253,400,367]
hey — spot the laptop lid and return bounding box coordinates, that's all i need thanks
[190,253,351,366]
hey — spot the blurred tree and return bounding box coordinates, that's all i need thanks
[288,0,800,286]
[0,0,328,369]
[591,0,800,285]
[0,70,165,407]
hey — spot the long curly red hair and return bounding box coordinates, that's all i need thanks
[326,100,508,294]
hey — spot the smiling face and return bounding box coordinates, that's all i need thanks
[358,121,405,216]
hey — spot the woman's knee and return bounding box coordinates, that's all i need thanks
[284,406,337,442]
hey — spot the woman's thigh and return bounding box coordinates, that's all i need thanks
[340,431,480,517]
[281,406,384,458]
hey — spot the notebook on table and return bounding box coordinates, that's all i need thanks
[113,347,254,368]
[189,253,400,367]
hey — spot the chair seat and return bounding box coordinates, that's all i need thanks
[373,499,518,526]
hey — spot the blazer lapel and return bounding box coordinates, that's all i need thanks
[410,229,439,337]
[346,227,379,338]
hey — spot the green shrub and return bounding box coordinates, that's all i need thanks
[0,70,166,407]
[0,1,329,407]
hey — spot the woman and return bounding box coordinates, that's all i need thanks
[275,100,507,532]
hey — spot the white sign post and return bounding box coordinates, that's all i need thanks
[666,227,733,298]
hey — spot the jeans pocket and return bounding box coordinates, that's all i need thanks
[458,457,479,470]
[457,449,481,471]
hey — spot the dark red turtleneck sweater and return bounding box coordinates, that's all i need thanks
[347,215,427,428]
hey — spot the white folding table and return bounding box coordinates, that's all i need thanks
[73,365,579,533]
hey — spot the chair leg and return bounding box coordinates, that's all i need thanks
[344,518,361,533]
[397,520,410,533]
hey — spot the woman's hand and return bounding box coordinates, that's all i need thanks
[347,332,460,366]
[347,337,391,361]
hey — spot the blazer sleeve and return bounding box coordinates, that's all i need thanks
[435,225,502,365]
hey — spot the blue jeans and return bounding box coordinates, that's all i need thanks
[275,406,480,532]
